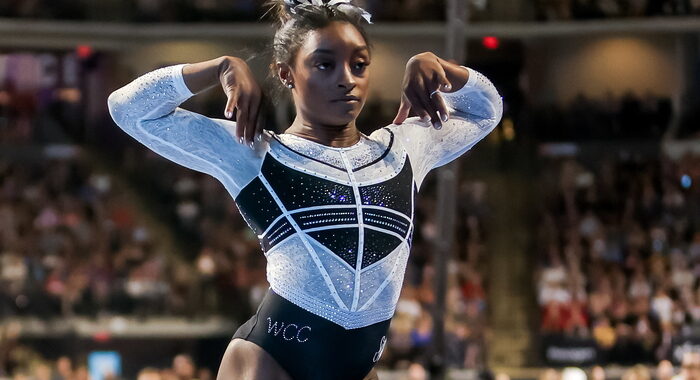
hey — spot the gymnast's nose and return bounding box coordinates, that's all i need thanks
[337,64,356,90]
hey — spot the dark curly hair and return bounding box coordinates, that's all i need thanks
[263,0,373,99]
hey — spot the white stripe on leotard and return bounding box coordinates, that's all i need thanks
[359,181,415,312]
[339,151,366,312]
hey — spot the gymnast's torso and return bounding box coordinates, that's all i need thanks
[240,128,415,328]
[107,63,503,330]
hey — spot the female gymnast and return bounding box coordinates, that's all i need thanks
[107,0,502,379]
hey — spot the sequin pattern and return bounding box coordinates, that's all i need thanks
[236,177,282,235]
[292,208,358,229]
[261,219,295,252]
[306,228,359,268]
[107,63,502,330]
[307,237,357,307]
[361,228,402,269]
[358,158,414,216]
[362,209,411,237]
[262,155,356,210]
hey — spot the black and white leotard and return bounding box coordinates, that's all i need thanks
[108,63,501,377]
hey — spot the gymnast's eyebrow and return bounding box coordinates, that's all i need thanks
[311,46,370,55]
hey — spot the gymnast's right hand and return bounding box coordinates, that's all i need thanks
[183,56,264,146]
[219,57,264,146]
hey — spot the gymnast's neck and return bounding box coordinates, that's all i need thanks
[284,117,362,148]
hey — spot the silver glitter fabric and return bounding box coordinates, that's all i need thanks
[107,64,266,198]
[108,64,502,330]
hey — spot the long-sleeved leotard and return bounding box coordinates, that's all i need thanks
[107,63,502,330]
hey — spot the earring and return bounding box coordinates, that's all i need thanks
[286,82,294,89]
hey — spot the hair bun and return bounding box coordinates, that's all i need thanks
[265,0,371,26]
[264,0,317,25]
[263,0,292,26]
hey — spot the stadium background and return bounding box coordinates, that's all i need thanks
[0,0,699,379]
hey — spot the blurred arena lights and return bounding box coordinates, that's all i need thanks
[93,331,112,343]
[482,36,500,50]
[76,44,94,59]
[681,174,692,189]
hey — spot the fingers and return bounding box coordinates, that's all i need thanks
[224,89,238,120]
[235,97,248,144]
[418,110,430,124]
[226,88,251,145]
[431,91,450,123]
[396,58,455,129]
[243,102,255,147]
[432,66,452,122]
[435,64,452,93]
[229,85,264,149]
[409,84,441,129]
[244,93,261,147]
[220,59,265,148]
[393,95,411,125]
[255,111,266,143]
[254,98,267,142]
[399,75,447,129]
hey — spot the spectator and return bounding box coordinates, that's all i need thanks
[172,354,196,380]
[562,367,587,380]
[623,365,652,380]
[678,352,700,380]
[657,360,675,380]
[591,366,606,380]
[138,367,163,380]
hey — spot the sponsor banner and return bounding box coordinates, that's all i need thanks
[542,335,599,366]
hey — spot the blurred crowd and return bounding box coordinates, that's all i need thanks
[520,92,673,141]
[535,0,700,21]
[0,0,447,23]
[536,356,690,380]
[3,0,700,23]
[0,330,212,380]
[536,152,700,364]
[0,156,197,319]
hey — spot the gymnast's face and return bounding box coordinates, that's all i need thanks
[280,21,371,127]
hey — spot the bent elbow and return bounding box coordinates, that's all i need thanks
[479,92,504,128]
[107,90,133,130]
[493,100,504,125]
[107,91,122,124]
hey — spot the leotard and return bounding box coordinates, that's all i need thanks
[108,63,502,379]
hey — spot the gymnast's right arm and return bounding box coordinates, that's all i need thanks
[107,56,265,198]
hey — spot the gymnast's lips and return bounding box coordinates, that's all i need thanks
[332,96,360,102]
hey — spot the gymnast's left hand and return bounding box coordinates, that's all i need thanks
[393,52,453,130]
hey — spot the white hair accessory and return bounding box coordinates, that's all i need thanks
[283,0,373,24]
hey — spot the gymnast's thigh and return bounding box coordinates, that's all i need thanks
[218,339,380,380]
[217,338,293,380]
[363,368,379,380]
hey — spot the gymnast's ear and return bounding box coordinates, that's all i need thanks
[276,62,293,86]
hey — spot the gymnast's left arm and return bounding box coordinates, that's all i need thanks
[389,52,503,189]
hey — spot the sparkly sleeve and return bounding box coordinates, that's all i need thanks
[107,64,265,198]
[389,67,502,190]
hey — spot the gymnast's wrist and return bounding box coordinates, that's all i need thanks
[182,56,233,94]
[439,58,469,92]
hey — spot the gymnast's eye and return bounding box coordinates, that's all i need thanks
[354,61,369,70]
[316,62,332,71]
